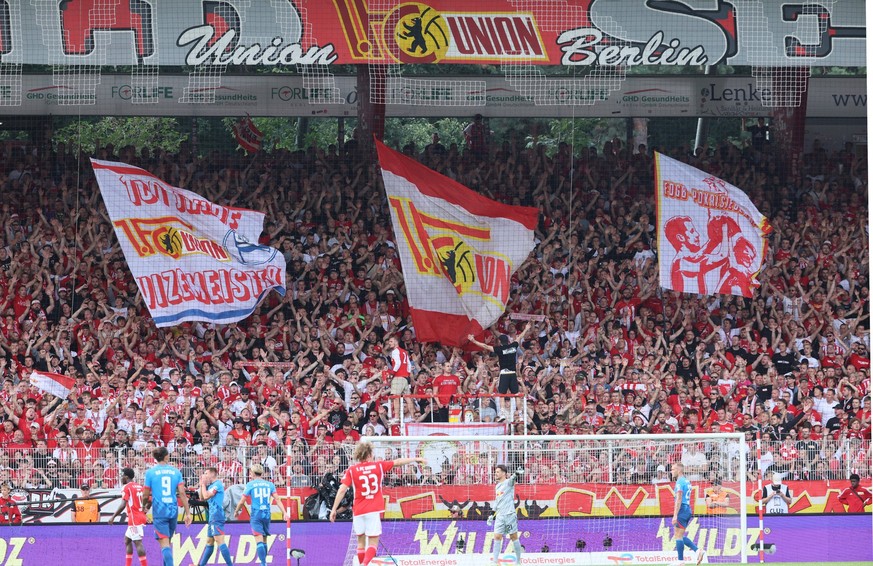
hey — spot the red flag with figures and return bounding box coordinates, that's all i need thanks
[655,153,772,298]
[232,114,264,153]
[376,140,538,346]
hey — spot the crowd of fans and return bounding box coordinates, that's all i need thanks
[0,122,865,501]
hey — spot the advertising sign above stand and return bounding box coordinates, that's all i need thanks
[7,1,864,67]
[11,75,866,118]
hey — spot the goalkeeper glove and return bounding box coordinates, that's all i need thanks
[486,514,494,526]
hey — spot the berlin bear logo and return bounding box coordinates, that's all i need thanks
[386,3,449,63]
[435,237,475,294]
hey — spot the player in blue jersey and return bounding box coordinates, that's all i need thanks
[142,447,192,566]
[199,467,234,566]
[671,462,704,565]
[234,463,286,566]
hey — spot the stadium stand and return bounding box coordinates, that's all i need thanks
[0,131,866,503]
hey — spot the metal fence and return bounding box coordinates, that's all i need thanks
[391,393,529,432]
[0,437,867,494]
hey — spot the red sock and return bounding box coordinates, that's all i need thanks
[357,549,365,565]
[139,555,147,566]
[362,546,377,565]
[125,555,132,566]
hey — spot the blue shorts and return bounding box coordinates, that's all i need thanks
[207,521,226,538]
[676,506,693,528]
[153,516,178,540]
[250,516,270,537]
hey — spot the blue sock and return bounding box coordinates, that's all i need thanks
[256,542,267,566]
[219,543,233,566]
[162,546,173,566]
[492,539,501,563]
[675,538,685,561]
[199,544,214,566]
[683,536,698,552]
[512,539,522,561]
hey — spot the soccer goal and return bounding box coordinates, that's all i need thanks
[344,433,748,565]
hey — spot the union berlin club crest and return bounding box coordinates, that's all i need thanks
[376,141,537,346]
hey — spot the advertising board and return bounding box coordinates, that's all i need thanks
[0,515,867,565]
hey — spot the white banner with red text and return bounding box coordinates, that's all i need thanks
[655,153,771,298]
[91,159,286,327]
[377,140,537,346]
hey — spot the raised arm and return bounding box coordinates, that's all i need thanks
[466,334,494,353]
[392,456,427,467]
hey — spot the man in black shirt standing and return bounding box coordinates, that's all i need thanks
[772,342,797,376]
[468,321,533,422]
[745,117,771,151]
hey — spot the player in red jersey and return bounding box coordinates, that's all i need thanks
[109,468,149,566]
[329,441,424,566]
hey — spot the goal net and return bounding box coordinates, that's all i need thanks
[343,433,748,566]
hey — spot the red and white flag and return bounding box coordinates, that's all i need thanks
[29,370,75,399]
[232,114,263,153]
[655,153,772,298]
[376,140,538,346]
[91,159,286,327]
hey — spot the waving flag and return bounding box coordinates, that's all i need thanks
[376,140,537,346]
[30,370,75,399]
[232,114,264,153]
[92,159,285,327]
[655,153,771,298]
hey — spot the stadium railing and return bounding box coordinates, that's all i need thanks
[390,392,528,429]
[0,437,867,523]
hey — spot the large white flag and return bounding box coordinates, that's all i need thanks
[30,370,75,399]
[91,159,285,327]
[376,140,538,346]
[655,153,771,298]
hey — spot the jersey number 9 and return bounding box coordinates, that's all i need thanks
[161,476,173,502]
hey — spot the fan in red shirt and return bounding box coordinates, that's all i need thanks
[329,441,425,566]
[432,362,462,415]
[331,420,361,444]
[838,473,872,513]
[848,344,871,371]
[109,468,148,566]
[227,418,252,445]
[0,484,21,525]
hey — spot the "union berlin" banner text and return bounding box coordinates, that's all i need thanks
[3,1,866,67]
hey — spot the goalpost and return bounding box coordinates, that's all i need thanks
[344,433,748,566]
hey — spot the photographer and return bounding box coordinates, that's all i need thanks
[761,472,793,514]
[305,461,352,521]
